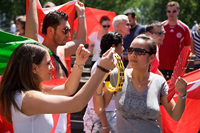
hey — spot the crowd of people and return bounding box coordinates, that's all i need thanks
[2,0,200,133]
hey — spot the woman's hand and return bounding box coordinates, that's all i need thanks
[75,44,90,66]
[99,48,116,72]
[175,77,187,97]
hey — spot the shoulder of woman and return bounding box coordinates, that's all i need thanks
[150,72,166,82]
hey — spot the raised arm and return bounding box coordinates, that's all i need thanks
[25,0,39,41]
[21,48,116,116]
[161,77,187,121]
[42,44,90,95]
[64,1,87,57]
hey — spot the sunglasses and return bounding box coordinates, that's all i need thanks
[102,25,110,28]
[127,47,152,55]
[167,10,177,13]
[153,31,166,36]
[126,23,131,26]
[62,28,71,34]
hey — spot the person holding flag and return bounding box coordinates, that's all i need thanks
[26,0,86,132]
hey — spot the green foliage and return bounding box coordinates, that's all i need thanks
[0,0,200,29]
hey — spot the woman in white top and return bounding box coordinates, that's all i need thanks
[88,16,111,67]
[84,32,124,133]
[15,15,26,36]
[0,43,116,133]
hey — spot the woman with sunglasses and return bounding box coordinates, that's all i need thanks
[94,34,187,133]
[88,16,111,67]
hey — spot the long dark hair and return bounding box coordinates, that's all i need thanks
[0,43,49,123]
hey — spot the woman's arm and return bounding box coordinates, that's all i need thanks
[161,77,187,121]
[42,44,90,96]
[93,81,114,114]
[88,40,94,54]
[98,111,111,133]
[21,48,116,116]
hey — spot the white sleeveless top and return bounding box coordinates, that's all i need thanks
[87,58,116,111]
[11,92,53,133]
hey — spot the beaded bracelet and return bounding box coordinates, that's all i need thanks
[73,61,84,70]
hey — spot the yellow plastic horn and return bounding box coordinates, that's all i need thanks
[105,53,125,92]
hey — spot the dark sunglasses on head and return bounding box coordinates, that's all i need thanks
[102,25,110,28]
[167,10,177,13]
[62,28,71,34]
[127,47,152,55]
[153,31,166,36]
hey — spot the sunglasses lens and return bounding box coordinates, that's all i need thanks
[167,10,177,13]
[102,25,110,28]
[127,48,145,55]
[63,28,70,34]
[135,49,145,55]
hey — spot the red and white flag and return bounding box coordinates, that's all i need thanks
[162,69,200,133]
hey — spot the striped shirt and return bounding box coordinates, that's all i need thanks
[192,31,200,61]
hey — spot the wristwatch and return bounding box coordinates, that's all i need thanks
[179,93,187,99]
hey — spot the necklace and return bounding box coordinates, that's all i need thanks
[132,75,149,88]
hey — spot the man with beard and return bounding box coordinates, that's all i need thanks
[123,9,145,67]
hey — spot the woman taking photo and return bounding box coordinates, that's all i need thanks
[94,34,187,133]
[0,43,116,133]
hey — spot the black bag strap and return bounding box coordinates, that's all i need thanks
[52,53,68,78]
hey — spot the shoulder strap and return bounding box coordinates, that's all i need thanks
[52,53,68,78]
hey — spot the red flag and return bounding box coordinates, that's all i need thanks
[73,7,116,44]
[167,47,191,102]
[162,69,200,133]
[26,0,75,42]
[25,0,75,132]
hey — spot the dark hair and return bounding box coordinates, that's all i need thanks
[0,43,49,123]
[135,34,156,55]
[146,20,163,33]
[166,1,180,10]
[124,9,136,18]
[100,31,122,56]
[16,15,26,31]
[100,16,110,24]
[42,11,68,35]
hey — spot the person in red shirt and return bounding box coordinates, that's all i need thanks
[158,1,191,80]
[146,20,165,76]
